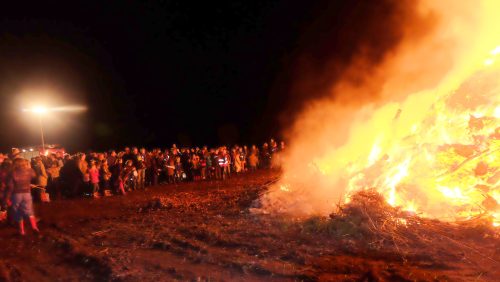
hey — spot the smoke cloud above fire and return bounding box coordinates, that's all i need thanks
[262,0,500,223]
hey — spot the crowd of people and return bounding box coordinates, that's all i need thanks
[0,139,285,235]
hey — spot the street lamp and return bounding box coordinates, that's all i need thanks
[23,106,48,154]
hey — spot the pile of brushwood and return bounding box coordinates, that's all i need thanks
[301,189,499,264]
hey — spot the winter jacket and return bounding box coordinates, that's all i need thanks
[248,154,259,168]
[34,162,48,187]
[7,168,35,197]
[89,167,100,184]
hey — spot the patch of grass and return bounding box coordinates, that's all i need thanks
[301,215,370,238]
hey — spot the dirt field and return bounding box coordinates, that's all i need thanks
[0,170,498,281]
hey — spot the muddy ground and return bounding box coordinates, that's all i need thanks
[0,170,498,281]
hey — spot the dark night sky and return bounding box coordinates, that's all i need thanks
[0,0,410,152]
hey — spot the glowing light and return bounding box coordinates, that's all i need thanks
[23,106,48,114]
[33,106,47,114]
[22,105,87,114]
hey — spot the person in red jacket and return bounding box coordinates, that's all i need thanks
[88,161,100,198]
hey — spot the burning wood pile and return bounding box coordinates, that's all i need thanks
[258,1,500,235]
[335,67,500,227]
[260,62,499,229]
[302,188,499,269]
[331,189,497,244]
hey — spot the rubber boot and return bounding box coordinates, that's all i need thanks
[119,182,126,195]
[29,216,40,233]
[18,219,25,236]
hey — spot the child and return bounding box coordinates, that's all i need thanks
[100,160,112,195]
[112,158,126,195]
[88,161,100,198]
[166,158,176,184]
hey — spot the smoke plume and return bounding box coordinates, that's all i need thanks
[263,0,500,217]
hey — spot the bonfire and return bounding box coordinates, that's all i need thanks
[260,0,500,230]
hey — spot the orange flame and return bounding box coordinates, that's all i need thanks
[263,0,500,226]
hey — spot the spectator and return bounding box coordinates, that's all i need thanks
[0,139,285,209]
[0,159,12,211]
[59,156,83,198]
[33,157,48,189]
[166,158,175,184]
[6,158,39,235]
[78,153,89,195]
[239,147,246,172]
[219,148,231,179]
[122,160,137,191]
[46,160,61,200]
[107,150,117,167]
[88,161,100,198]
[111,158,126,195]
[261,143,271,169]
[191,153,200,180]
[136,148,146,189]
[100,159,112,195]
[248,151,259,171]
[234,149,242,173]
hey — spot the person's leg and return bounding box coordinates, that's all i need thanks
[85,181,91,196]
[119,180,126,195]
[142,169,146,188]
[136,171,141,189]
[29,216,39,232]
[145,168,151,187]
[103,180,110,194]
[137,169,142,189]
[215,167,220,179]
[133,174,139,190]
[153,171,158,186]
[139,169,146,189]
[18,219,25,235]
[54,178,61,200]
[93,183,100,198]
[10,194,24,235]
[23,194,39,233]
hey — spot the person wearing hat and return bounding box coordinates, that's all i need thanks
[6,158,39,235]
[9,148,21,160]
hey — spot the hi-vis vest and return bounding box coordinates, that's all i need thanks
[218,155,228,167]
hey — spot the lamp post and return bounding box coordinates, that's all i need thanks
[24,106,48,155]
